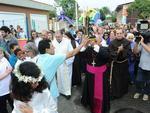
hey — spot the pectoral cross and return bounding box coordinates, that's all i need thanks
[92,60,96,67]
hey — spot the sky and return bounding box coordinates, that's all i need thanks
[33,0,134,11]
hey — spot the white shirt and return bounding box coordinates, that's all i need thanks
[12,88,58,113]
[138,44,150,71]
[34,37,42,48]
[0,57,12,96]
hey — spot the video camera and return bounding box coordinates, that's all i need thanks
[134,20,150,44]
[137,20,149,32]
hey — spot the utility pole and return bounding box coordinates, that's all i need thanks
[75,1,78,30]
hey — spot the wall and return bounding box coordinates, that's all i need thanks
[0,4,49,36]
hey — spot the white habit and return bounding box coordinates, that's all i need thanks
[52,38,74,96]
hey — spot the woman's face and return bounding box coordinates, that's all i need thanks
[110,31,116,40]
[25,50,34,58]
[31,32,37,39]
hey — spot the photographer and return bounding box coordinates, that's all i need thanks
[133,32,150,101]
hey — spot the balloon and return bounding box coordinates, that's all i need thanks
[57,10,74,25]
[79,8,102,24]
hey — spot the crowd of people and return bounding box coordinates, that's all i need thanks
[0,23,150,113]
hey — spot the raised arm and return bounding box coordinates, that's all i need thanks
[140,37,150,53]
[66,37,89,59]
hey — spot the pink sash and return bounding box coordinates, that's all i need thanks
[87,64,107,113]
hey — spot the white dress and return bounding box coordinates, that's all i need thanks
[12,88,58,113]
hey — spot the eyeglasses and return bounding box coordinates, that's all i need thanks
[25,50,31,53]
[116,33,123,34]
[128,38,134,39]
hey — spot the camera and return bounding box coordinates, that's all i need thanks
[137,20,149,32]
[134,32,141,43]
[135,20,150,44]
[134,31,150,44]
[141,31,150,44]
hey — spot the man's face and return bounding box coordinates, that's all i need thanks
[98,27,104,34]
[48,33,53,40]
[0,30,8,38]
[77,32,82,38]
[41,31,48,40]
[55,32,63,43]
[116,29,124,40]
[46,43,55,55]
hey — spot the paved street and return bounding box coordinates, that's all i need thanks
[8,79,150,113]
[58,80,150,113]
[58,86,90,113]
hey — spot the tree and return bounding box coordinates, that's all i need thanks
[111,11,117,22]
[101,7,111,15]
[128,0,150,19]
[56,0,76,19]
[99,9,106,21]
[49,10,56,19]
[98,7,117,22]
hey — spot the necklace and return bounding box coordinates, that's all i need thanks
[91,49,98,67]
[92,60,96,66]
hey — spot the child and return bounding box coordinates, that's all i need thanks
[14,48,26,61]
[126,33,136,84]
[9,43,19,68]
[14,48,26,69]
[0,47,13,113]
[11,61,58,113]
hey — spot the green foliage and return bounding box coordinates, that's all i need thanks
[98,7,111,21]
[111,11,117,22]
[128,0,150,19]
[98,7,117,22]
[58,0,76,19]
[49,10,56,19]
[101,7,111,15]
[99,9,106,21]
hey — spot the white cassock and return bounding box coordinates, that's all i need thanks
[12,88,58,113]
[52,38,74,96]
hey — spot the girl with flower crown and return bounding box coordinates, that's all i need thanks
[11,61,58,113]
[0,47,13,113]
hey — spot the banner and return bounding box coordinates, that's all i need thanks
[18,39,27,50]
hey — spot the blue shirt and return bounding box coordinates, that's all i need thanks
[0,39,7,51]
[9,53,17,68]
[37,53,66,98]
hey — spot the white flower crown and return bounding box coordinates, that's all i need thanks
[13,66,43,83]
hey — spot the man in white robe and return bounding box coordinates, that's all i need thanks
[52,31,74,98]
